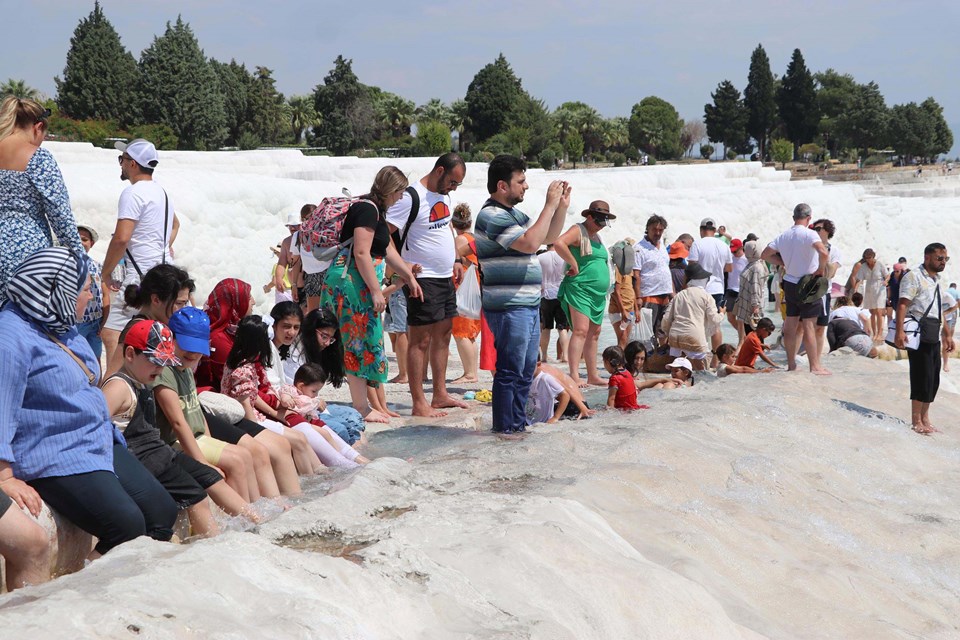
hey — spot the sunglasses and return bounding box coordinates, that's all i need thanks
[811,226,824,232]
[117,154,131,164]
[934,256,950,263]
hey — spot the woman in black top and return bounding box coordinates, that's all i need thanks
[320,165,422,423]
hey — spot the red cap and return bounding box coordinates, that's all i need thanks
[123,320,181,367]
[730,238,743,252]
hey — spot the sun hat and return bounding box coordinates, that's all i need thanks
[123,320,181,366]
[666,357,693,372]
[685,261,712,282]
[285,212,301,227]
[168,307,212,356]
[76,223,99,244]
[115,138,159,168]
[699,217,716,229]
[668,241,689,260]
[581,200,616,219]
[730,238,743,252]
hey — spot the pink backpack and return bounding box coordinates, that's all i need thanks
[300,196,374,262]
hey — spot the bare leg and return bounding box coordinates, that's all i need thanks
[783,316,800,371]
[557,329,570,362]
[408,324,446,417]
[206,480,260,524]
[252,430,301,496]
[584,322,605,385]
[911,400,936,434]
[306,295,321,315]
[803,317,831,374]
[815,325,827,363]
[452,336,479,383]
[943,341,951,372]
[236,435,278,499]
[612,318,625,350]
[566,307,591,386]
[709,328,722,369]
[430,319,467,409]
[539,329,552,362]
[214,445,254,502]
[348,374,389,423]
[187,499,221,537]
[388,332,408,383]
[259,422,322,475]
[369,385,399,417]
[0,505,50,591]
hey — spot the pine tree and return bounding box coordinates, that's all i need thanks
[704,80,749,156]
[921,97,953,158]
[744,44,777,158]
[464,54,523,142]
[247,66,287,145]
[138,17,227,150]
[211,59,251,146]
[777,49,819,155]
[311,56,370,155]
[55,1,140,125]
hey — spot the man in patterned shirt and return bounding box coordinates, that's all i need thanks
[474,155,570,435]
[76,223,109,360]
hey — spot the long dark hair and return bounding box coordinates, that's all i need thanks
[297,307,345,388]
[270,300,303,359]
[124,264,194,315]
[624,340,646,376]
[226,315,273,370]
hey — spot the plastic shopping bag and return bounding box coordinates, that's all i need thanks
[456,264,482,320]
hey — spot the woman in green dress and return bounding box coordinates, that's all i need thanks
[556,200,614,387]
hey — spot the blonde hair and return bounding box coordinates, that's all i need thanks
[0,96,48,142]
[364,166,408,212]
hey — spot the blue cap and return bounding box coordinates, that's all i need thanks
[168,307,211,356]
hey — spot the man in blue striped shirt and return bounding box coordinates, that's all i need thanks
[475,155,570,434]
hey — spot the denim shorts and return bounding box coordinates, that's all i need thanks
[385,289,408,333]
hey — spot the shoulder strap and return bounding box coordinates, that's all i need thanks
[161,188,169,266]
[398,186,420,252]
[46,333,96,385]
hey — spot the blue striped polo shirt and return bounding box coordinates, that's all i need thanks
[475,198,542,311]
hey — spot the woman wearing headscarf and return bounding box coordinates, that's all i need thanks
[733,240,770,343]
[660,262,726,370]
[196,278,253,392]
[0,97,84,303]
[0,247,176,559]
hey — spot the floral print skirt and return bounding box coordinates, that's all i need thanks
[320,251,387,385]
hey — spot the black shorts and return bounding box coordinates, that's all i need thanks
[816,293,831,327]
[203,409,263,443]
[0,491,11,518]
[540,298,569,331]
[712,293,726,312]
[405,277,456,326]
[154,452,222,509]
[782,280,823,319]
[724,289,739,304]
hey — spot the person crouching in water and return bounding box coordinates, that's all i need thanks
[102,320,261,537]
[716,343,774,377]
[603,346,645,410]
[660,262,726,370]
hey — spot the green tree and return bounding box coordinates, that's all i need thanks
[464,53,523,141]
[287,95,319,143]
[770,137,793,169]
[744,44,777,158]
[629,96,683,159]
[815,69,858,157]
[777,49,820,156]
[564,129,584,168]
[377,93,415,137]
[1,79,40,100]
[448,99,470,152]
[506,94,553,157]
[210,59,250,146]
[504,125,531,157]
[55,2,139,125]
[415,120,452,156]
[247,66,287,145]
[921,97,953,158]
[311,55,374,154]
[700,144,715,160]
[138,17,226,150]
[835,81,888,158]
[604,116,630,152]
[704,80,750,158]
[416,98,452,125]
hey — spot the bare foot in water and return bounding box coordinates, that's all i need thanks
[364,410,391,423]
[412,402,448,418]
[586,377,607,386]
[912,423,935,435]
[432,395,468,410]
[450,375,479,384]
[812,368,833,376]
[388,375,408,384]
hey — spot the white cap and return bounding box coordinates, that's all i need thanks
[699,217,716,229]
[115,138,159,168]
[666,357,693,372]
[285,212,301,227]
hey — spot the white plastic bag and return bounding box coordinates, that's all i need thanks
[636,307,654,345]
[456,264,482,320]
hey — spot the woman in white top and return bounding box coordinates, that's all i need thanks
[829,292,872,335]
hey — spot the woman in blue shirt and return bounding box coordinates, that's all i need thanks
[0,247,176,557]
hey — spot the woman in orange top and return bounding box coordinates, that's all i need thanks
[451,204,481,383]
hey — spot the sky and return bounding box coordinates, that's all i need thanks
[3,0,959,157]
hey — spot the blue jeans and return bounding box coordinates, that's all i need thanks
[77,319,103,360]
[485,306,540,432]
[320,403,366,445]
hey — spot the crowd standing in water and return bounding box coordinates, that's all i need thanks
[0,96,955,589]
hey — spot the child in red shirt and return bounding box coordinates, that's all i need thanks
[735,317,778,368]
[604,346,647,410]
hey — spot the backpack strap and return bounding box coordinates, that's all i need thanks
[397,186,420,252]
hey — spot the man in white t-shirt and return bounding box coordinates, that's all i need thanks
[688,217,732,363]
[386,153,467,417]
[101,138,180,363]
[289,203,332,313]
[761,203,830,374]
[538,245,569,362]
[632,214,673,345]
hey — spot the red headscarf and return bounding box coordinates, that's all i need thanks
[204,278,251,337]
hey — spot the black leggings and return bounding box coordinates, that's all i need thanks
[29,444,177,554]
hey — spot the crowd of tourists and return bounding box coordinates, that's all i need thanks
[0,96,955,591]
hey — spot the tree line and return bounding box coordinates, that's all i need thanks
[3,4,953,168]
